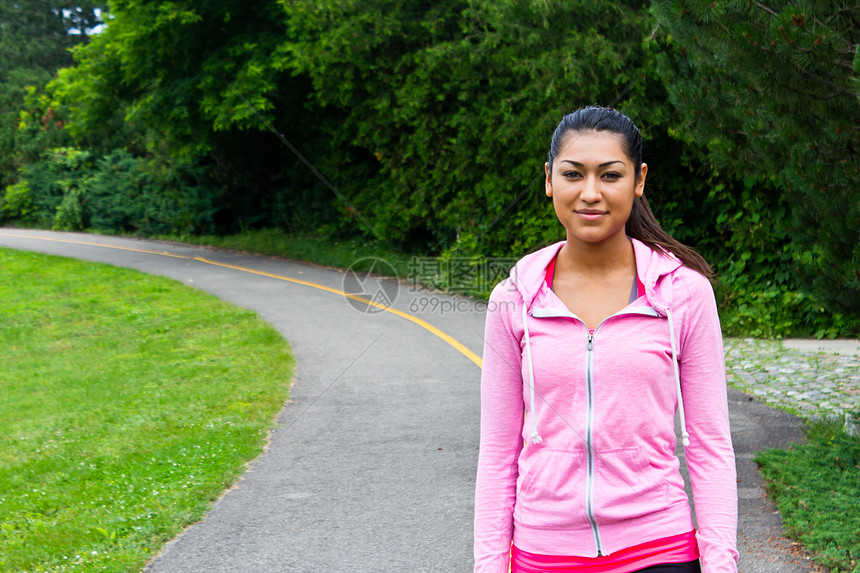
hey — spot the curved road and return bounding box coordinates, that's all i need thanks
[0,230,814,572]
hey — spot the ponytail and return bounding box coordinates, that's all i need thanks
[627,195,714,280]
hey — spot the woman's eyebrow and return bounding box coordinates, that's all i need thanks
[559,159,625,168]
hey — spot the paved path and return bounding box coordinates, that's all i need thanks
[3,229,849,572]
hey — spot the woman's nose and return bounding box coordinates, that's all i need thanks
[581,175,600,202]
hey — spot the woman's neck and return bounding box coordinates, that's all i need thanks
[558,235,635,278]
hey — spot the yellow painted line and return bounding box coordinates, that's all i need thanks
[0,233,192,259]
[194,257,483,368]
[0,232,482,368]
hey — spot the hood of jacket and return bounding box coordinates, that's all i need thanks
[509,237,683,316]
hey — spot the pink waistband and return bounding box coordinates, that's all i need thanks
[511,530,699,573]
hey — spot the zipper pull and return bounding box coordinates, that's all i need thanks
[587,332,594,351]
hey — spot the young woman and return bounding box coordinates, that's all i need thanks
[474,106,738,573]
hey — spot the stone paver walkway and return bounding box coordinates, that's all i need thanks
[724,338,860,421]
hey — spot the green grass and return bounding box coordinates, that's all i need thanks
[755,419,860,573]
[0,248,294,572]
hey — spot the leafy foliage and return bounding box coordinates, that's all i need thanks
[651,0,860,317]
[703,175,858,338]
[46,0,342,232]
[6,147,93,229]
[4,146,218,235]
[282,0,671,253]
[86,150,217,235]
[0,1,105,189]
[53,0,283,155]
[0,2,102,73]
[1,181,35,222]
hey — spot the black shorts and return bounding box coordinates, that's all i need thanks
[636,560,701,573]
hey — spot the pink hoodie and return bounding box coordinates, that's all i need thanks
[474,239,738,572]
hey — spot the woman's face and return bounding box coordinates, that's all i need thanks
[545,130,647,248]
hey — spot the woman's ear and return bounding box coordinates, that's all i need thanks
[635,163,648,198]
[545,162,553,197]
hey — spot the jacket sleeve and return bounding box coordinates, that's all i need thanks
[474,282,525,573]
[677,273,739,573]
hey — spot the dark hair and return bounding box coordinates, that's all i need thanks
[548,106,713,279]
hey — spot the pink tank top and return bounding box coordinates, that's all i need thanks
[511,530,699,572]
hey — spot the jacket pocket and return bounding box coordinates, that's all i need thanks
[515,449,590,530]
[593,447,669,523]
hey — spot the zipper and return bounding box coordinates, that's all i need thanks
[584,330,603,555]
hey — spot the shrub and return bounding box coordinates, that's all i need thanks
[51,185,86,231]
[87,149,217,236]
[1,180,35,223]
[11,147,93,228]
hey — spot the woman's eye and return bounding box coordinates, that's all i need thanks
[562,171,581,179]
[603,172,621,180]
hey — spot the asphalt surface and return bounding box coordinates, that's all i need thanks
[0,229,819,572]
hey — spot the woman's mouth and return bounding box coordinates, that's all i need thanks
[576,210,606,221]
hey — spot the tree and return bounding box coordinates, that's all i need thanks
[0,1,104,189]
[47,0,337,233]
[651,0,859,316]
[0,1,101,74]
